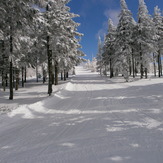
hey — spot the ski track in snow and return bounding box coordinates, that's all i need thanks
[1,66,163,163]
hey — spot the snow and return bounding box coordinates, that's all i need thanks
[1,66,163,163]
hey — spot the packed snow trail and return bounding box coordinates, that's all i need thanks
[1,66,163,163]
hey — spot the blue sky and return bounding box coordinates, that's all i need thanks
[68,0,163,61]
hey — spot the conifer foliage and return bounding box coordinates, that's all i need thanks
[0,0,84,99]
[97,0,163,81]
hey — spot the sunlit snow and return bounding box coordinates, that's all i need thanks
[1,66,163,163]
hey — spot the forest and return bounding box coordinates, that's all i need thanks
[96,0,163,82]
[0,0,84,99]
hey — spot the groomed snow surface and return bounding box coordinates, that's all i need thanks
[1,66,163,163]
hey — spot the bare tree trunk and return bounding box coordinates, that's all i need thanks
[47,48,53,95]
[13,69,15,88]
[158,53,160,77]
[43,76,46,83]
[2,71,6,91]
[66,72,69,78]
[160,53,162,76]
[145,67,148,79]
[132,49,135,78]
[42,68,46,83]
[140,63,143,78]
[161,60,162,76]
[55,61,58,85]
[42,65,46,84]
[1,72,3,87]
[47,4,52,96]
[15,69,19,90]
[1,40,6,91]
[129,57,132,76]
[110,59,113,78]
[24,66,27,82]
[140,46,143,79]
[52,72,54,85]
[104,64,107,76]
[138,20,143,79]
[153,53,156,77]
[9,59,13,100]
[36,59,38,82]
[9,33,13,100]
[61,72,63,80]
[22,67,24,87]
[6,74,8,87]
[64,69,66,81]
[158,50,161,77]
[135,60,138,76]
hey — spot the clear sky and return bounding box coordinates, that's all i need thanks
[68,0,163,61]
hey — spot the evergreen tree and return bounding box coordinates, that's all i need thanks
[104,19,117,78]
[96,36,103,75]
[153,6,163,77]
[39,0,83,93]
[114,0,135,81]
[137,0,155,78]
[0,0,37,99]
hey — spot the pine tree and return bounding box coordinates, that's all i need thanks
[96,36,103,75]
[137,0,155,78]
[0,0,38,99]
[39,0,83,93]
[104,19,117,78]
[113,0,135,81]
[153,6,163,77]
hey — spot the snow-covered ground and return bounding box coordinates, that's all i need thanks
[0,78,67,114]
[1,66,163,163]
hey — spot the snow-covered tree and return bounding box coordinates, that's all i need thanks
[84,58,97,72]
[97,0,162,81]
[38,0,83,94]
[137,0,155,78]
[113,0,135,81]
[104,19,117,78]
[0,0,38,99]
[0,0,84,100]
[153,6,163,77]
[96,36,104,75]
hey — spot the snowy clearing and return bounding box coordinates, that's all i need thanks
[1,66,163,163]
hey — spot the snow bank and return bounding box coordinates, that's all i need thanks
[65,82,74,91]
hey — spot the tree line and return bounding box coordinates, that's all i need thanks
[0,0,84,99]
[97,0,163,81]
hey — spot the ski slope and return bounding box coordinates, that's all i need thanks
[1,66,163,163]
